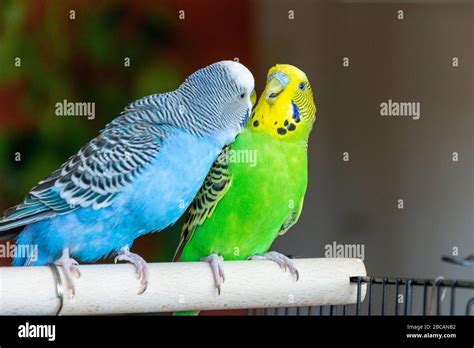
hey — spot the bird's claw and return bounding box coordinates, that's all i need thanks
[201,253,225,295]
[250,251,299,281]
[115,246,149,294]
[54,248,81,297]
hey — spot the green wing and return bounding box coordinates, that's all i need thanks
[278,197,304,237]
[173,146,232,261]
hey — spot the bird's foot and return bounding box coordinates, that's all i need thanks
[201,253,225,295]
[54,248,81,297]
[114,246,149,294]
[249,251,299,281]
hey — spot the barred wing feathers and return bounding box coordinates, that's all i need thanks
[0,114,171,234]
[173,146,232,261]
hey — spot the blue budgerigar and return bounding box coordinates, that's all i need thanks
[0,61,255,294]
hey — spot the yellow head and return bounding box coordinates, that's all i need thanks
[249,64,316,142]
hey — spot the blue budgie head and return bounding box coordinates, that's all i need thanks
[177,61,255,145]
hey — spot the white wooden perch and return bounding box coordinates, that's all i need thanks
[0,258,366,315]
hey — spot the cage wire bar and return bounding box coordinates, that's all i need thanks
[247,276,474,316]
[246,255,474,316]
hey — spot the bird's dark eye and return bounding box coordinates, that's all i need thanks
[298,82,306,91]
[240,93,246,99]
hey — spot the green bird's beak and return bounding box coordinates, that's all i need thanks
[265,71,290,103]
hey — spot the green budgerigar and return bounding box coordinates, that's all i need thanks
[173,64,316,293]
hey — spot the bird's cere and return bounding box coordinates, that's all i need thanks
[267,70,290,87]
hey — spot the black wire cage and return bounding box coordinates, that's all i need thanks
[246,256,474,316]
